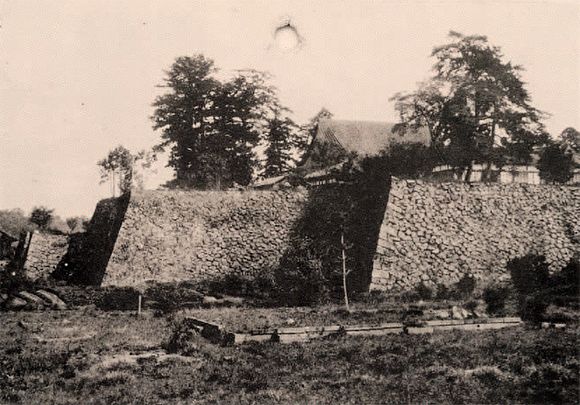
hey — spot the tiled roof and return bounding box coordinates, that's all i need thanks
[315,119,430,156]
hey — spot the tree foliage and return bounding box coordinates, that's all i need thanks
[97,145,152,196]
[66,217,81,232]
[537,141,574,184]
[263,109,297,178]
[30,207,54,230]
[152,56,293,189]
[0,209,34,236]
[560,127,579,153]
[392,31,549,179]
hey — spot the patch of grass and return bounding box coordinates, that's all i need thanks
[0,307,577,404]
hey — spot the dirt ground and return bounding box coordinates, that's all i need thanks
[0,306,578,404]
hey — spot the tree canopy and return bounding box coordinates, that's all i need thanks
[537,142,574,184]
[392,31,549,180]
[263,109,297,178]
[30,207,54,230]
[560,127,579,153]
[152,55,297,188]
[97,145,152,196]
[0,209,34,237]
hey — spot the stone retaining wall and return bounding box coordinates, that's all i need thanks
[371,179,580,291]
[25,233,69,281]
[102,189,308,286]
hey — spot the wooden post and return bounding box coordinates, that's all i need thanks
[341,231,350,313]
[137,294,142,316]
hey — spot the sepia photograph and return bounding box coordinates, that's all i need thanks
[0,0,578,403]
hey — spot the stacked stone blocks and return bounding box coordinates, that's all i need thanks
[371,179,580,291]
[103,189,308,286]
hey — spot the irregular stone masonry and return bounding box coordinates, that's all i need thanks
[371,179,580,291]
[102,189,308,286]
[25,233,69,281]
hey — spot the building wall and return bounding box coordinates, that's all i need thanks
[371,179,580,291]
[102,189,308,286]
[431,164,542,184]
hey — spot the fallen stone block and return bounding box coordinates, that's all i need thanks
[451,305,470,320]
[17,291,46,308]
[35,289,67,310]
[5,296,28,310]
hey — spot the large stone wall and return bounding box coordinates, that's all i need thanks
[25,233,69,281]
[102,189,308,286]
[371,179,580,291]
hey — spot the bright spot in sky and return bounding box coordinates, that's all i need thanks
[275,24,300,51]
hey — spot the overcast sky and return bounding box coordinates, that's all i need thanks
[1,0,578,217]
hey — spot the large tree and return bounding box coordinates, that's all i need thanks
[263,107,297,178]
[152,56,282,189]
[392,32,548,181]
[152,56,220,188]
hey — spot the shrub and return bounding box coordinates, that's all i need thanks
[202,273,276,300]
[464,299,479,312]
[508,254,551,323]
[435,283,451,300]
[95,287,140,311]
[274,238,330,306]
[454,273,476,299]
[483,285,511,315]
[549,257,579,307]
[519,363,579,403]
[508,254,550,296]
[145,282,204,314]
[164,318,202,355]
[415,282,434,300]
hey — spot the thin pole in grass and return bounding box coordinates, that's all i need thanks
[341,230,351,313]
[137,294,142,317]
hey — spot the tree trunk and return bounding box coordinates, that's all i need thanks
[341,231,350,313]
[464,162,473,183]
[482,113,497,182]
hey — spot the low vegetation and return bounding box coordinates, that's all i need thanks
[0,308,577,404]
[1,251,578,403]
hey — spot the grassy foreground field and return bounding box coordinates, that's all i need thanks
[0,307,578,404]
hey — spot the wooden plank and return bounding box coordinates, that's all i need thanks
[432,323,519,332]
[406,326,434,335]
[500,317,522,323]
[276,334,312,344]
[425,319,465,326]
[233,333,273,344]
[189,315,524,346]
[346,328,403,336]
[344,322,403,331]
[277,325,341,335]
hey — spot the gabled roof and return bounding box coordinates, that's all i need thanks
[251,174,287,189]
[315,119,430,157]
